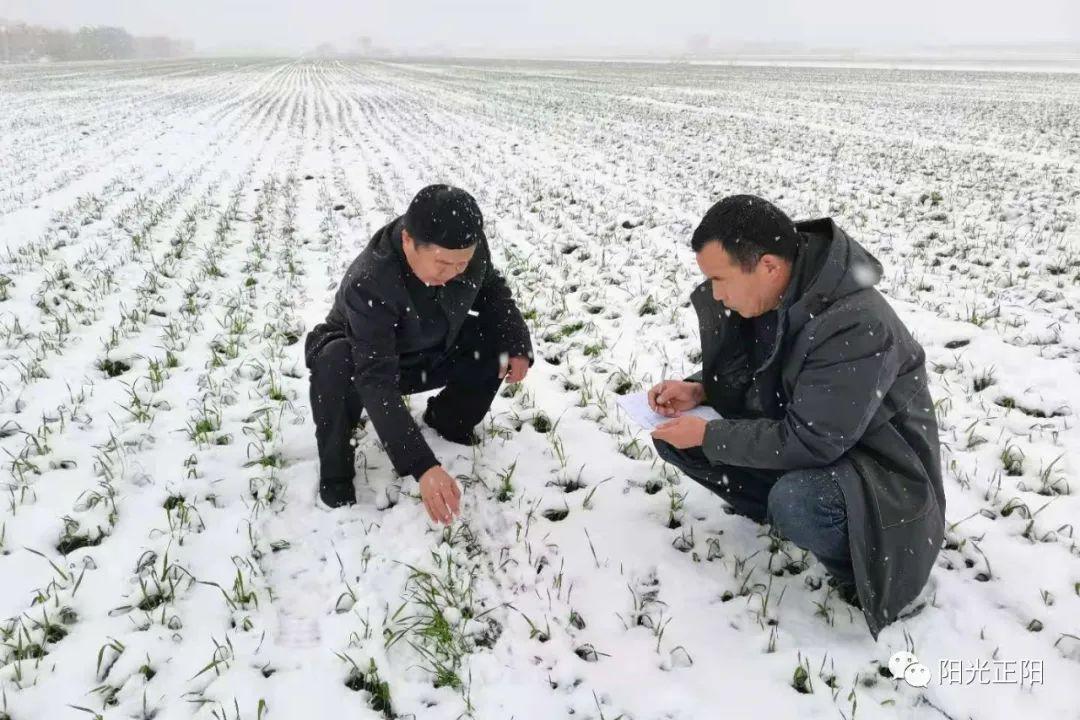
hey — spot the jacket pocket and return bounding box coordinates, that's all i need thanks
[304,323,346,369]
[849,447,934,530]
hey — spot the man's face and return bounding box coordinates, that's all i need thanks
[695,240,791,318]
[402,230,476,286]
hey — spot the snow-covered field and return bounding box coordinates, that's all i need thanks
[1,57,1079,720]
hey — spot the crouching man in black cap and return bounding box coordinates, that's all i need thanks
[305,185,533,522]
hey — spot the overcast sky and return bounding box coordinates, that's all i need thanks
[2,0,1078,55]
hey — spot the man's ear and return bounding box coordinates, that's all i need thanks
[759,253,783,275]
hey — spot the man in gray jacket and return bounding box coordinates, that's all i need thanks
[305,185,532,522]
[650,195,945,638]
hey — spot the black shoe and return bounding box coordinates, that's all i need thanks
[423,405,481,446]
[828,576,863,609]
[721,503,766,525]
[319,477,356,508]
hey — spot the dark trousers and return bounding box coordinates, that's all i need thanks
[308,317,503,484]
[654,440,855,585]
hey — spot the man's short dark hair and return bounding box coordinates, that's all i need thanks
[404,184,484,249]
[691,195,801,271]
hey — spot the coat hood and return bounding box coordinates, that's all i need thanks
[785,218,884,333]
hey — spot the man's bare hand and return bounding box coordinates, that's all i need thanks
[419,466,461,524]
[651,415,709,449]
[647,380,706,417]
[500,355,530,384]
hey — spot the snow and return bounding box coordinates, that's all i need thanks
[0,57,1078,719]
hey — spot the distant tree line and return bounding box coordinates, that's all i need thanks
[0,19,194,63]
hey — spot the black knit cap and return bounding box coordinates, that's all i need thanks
[403,184,484,249]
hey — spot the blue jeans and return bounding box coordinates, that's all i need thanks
[653,440,855,585]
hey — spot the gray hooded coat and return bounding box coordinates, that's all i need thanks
[690,217,945,637]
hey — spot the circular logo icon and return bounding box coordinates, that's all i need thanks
[904,662,932,688]
[888,651,919,678]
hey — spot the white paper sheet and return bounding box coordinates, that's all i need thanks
[615,391,722,432]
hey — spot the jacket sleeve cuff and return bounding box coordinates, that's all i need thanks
[407,454,440,481]
[496,343,534,366]
[700,419,732,466]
